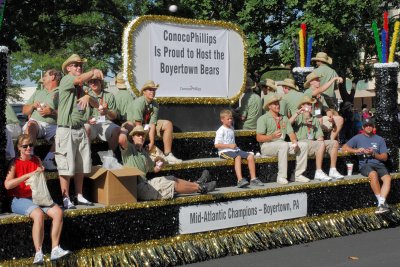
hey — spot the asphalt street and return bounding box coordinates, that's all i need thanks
[184,226,400,267]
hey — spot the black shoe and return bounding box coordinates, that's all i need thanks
[196,170,210,185]
[200,181,216,194]
[375,204,390,214]
[237,179,250,188]
[77,200,94,206]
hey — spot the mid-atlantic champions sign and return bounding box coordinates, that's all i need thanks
[122,15,247,104]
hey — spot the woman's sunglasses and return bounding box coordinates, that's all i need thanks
[20,143,34,149]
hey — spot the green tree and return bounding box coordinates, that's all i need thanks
[279,0,400,102]
[2,0,400,104]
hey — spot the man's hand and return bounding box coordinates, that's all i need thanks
[92,69,104,80]
[336,77,343,84]
[38,106,53,117]
[77,95,90,110]
[98,102,108,116]
[273,130,282,139]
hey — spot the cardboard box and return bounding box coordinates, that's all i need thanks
[88,166,144,205]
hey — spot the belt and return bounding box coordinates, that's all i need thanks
[58,125,83,130]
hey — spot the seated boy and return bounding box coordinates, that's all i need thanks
[215,109,263,188]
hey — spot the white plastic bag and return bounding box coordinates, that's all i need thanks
[97,150,123,170]
[26,172,54,206]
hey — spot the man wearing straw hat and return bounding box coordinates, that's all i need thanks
[114,72,136,125]
[279,78,304,118]
[55,54,103,209]
[290,95,344,181]
[124,80,182,164]
[303,72,344,141]
[118,125,216,200]
[256,94,309,185]
[311,52,339,109]
[236,76,262,130]
[260,78,278,112]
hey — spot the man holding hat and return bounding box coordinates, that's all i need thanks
[55,54,103,209]
[279,78,304,118]
[118,125,216,200]
[114,72,136,125]
[311,52,339,109]
[290,95,344,181]
[303,72,344,141]
[85,77,121,151]
[342,118,391,214]
[256,94,309,185]
[236,76,262,130]
[124,80,182,164]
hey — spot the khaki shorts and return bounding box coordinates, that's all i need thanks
[306,140,337,156]
[156,120,169,138]
[321,116,333,132]
[137,176,175,201]
[54,127,92,176]
[23,119,57,141]
[85,121,120,141]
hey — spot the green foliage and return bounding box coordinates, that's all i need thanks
[1,0,400,97]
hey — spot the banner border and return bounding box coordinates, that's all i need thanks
[122,15,248,105]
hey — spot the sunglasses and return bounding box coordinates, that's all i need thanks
[20,143,34,149]
[69,63,82,68]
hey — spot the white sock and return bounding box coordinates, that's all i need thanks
[44,152,54,161]
[77,194,89,203]
[329,168,336,173]
[316,169,323,174]
[375,195,381,204]
[52,245,59,252]
[63,197,72,204]
[379,196,386,206]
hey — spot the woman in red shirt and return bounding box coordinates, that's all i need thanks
[4,134,70,264]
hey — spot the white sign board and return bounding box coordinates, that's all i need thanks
[122,16,246,103]
[179,193,307,234]
[150,23,228,97]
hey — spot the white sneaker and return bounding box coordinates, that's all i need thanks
[63,197,76,210]
[277,177,288,185]
[43,159,57,171]
[164,153,183,164]
[51,246,71,260]
[294,175,310,183]
[314,171,332,181]
[33,250,43,264]
[329,169,345,180]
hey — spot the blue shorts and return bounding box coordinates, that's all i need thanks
[11,197,54,216]
[359,162,389,178]
[220,149,250,160]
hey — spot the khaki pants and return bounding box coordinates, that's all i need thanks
[261,140,308,179]
[306,140,336,156]
[55,127,92,176]
[138,176,175,201]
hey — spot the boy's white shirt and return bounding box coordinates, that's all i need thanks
[214,125,239,156]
